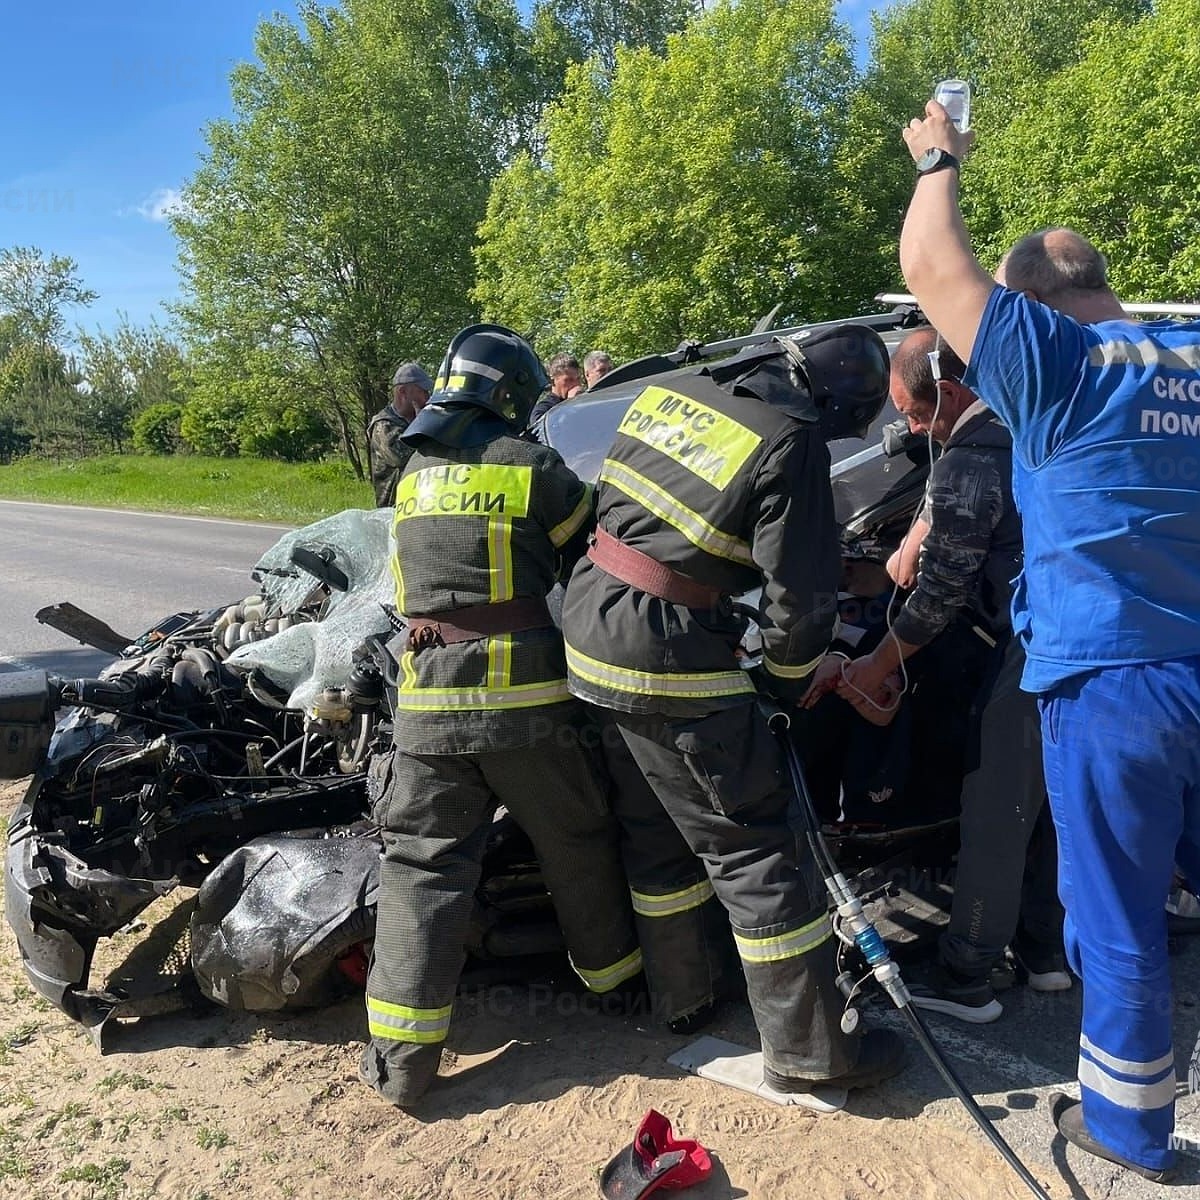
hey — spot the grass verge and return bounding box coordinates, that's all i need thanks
[0,455,374,525]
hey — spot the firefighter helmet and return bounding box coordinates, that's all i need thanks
[403,324,549,448]
[776,324,890,441]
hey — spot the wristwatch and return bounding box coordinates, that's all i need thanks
[914,147,960,176]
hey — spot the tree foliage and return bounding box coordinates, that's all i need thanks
[0,248,95,458]
[534,0,698,71]
[831,0,1149,302]
[76,322,189,453]
[969,0,1200,298]
[0,247,96,354]
[132,403,185,455]
[173,0,541,474]
[475,0,857,358]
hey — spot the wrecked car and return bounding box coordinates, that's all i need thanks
[3,302,952,1046]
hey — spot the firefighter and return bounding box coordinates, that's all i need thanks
[360,324,642,1108]
[560,326,907,1091]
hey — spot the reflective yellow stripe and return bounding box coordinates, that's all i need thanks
[400,648,418,691]
[548,487,592,548]
[599,459,753,565]
[394,678,572,711]
[394,463,532,521]
[762,650,824,680]
[565,640,754,700]
[617,387,762,490]
[631,879,715,918]
[489,515,514,601]
[366,996,453,1044]
[390,512,406,613]
[734,914,833,964]
[572,947,644,993]
[488,633,512,691]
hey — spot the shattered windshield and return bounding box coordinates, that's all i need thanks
[227,508,396,711]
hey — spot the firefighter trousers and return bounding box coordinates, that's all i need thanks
[613,702,857,1080]
[594,708,739,1024]
[361,733,643,1107]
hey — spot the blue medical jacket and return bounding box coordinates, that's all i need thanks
[965,286,1200,693]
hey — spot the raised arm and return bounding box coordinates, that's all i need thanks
[899,101,995,365]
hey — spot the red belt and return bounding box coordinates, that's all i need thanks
[586,527,726,609]
[405,596,552,653]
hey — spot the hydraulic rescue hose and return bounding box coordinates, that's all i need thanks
[764,705,1052,1200]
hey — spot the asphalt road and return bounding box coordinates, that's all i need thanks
[0,500,291,678]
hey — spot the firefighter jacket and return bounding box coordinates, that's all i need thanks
[561,370,841,718]
[390,434,593,753]
[367,405,415,507]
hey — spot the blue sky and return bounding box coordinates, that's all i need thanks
[1,0,883,340]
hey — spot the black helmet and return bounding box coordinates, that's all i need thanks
[403,324,549,448]
[776,324,890,441]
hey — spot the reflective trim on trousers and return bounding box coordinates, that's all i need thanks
[734,914,833,964]
[631,879,715,918]
[366,996,453,1044]
[1078,1048,1177,1112]
[571,947,644,993]
[1080,1035,1175,1079]
[566,640,754,700]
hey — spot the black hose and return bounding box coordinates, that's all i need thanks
[766,702,1051,1200]
[900,1004,1050,1198]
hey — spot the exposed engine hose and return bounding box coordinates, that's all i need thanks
[58,648,173,709]
[764,703,1052,1200]
[175,646,234,724]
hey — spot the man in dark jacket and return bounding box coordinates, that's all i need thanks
[528,352,582,426]
[360,325,641,1108]
[561,325,906,1095]
[367,361,434,506]
[839,328,1066,1022]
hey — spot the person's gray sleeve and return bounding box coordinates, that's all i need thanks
[748,429,841,703]
[890,446,1005,646]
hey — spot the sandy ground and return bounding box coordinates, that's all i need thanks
[0,778,1121,1200]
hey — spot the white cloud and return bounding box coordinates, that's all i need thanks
[132,186,188,222]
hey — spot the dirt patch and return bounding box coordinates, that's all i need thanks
[0,778,1064,1200]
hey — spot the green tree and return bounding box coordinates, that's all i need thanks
[132,402,185,455]
[174,0,534,472]
[77,321,189,453]
[0,247,95,458]
[0,246,96,356]
[832,0,1149,302]
[535,0,697,71]
[475,0,857,357]
[969,0,1199,298]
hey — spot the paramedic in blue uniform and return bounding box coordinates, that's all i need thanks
[897,102,1200,1183]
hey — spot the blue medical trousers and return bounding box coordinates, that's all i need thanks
[1040,656,1200,1172]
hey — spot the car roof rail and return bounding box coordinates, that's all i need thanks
[877,291,1200,319]
[583,301,930,396]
